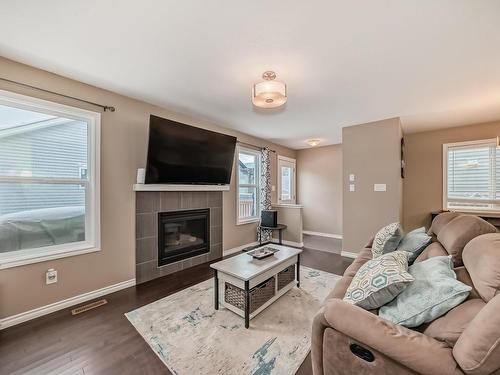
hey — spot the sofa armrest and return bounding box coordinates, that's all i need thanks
[324,299,463,375]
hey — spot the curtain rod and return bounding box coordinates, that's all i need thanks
[237,140,276,153]
[0,77,116,112]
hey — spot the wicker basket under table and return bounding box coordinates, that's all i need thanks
[277,264,296,290]
[225,277,276,314]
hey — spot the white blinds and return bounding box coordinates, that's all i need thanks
[446,139,499,211]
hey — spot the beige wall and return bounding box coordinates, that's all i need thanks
[0,57,295,318]
[271,205,303,244]
[403,120,500,231]
[342,118,403,253]
[297,145,343,235]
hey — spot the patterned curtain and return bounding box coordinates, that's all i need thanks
[258,147,273,243]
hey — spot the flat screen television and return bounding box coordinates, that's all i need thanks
[145,115,237,185]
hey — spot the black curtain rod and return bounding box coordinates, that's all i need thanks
[0,77,116,112]
[237,140,276,153]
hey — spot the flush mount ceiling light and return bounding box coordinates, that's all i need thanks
[306,139,321,147]
[252,71,287,108]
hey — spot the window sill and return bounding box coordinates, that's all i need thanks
[448,209,500,218]
[236,218,260,226]
[0,243,101,269]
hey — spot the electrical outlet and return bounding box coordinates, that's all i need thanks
[46,269,58,284]
[349,184,355,192]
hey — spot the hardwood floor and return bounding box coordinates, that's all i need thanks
[0,248,352,375]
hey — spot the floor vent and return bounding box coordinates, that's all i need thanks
[71,299,108,315]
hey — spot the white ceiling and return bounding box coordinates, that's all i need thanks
[1,1,500,149]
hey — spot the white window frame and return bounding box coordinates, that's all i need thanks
[236,145,261,225]
[277,155,296,204]
[443,138,499,214]
[0,89,101,269]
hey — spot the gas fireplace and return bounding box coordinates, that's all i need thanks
[157,209,210,266]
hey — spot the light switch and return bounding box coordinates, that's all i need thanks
[349,174,355,182]
[374,184,387,192]
[349,184,355,192]
[271,185,276,192]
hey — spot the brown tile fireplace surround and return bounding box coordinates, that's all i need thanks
[135,191,223,284]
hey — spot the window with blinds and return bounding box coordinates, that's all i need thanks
[444,138,500,212]
[0,91,100,268]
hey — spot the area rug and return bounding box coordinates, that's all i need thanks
[125,266,340,375]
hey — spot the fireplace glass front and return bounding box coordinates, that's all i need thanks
[158,209,210,266]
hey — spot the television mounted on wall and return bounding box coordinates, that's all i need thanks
[145,115,236,185]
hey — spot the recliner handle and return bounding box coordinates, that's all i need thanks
[350,343,375,362]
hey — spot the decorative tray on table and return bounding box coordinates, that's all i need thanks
[247,247,279,260]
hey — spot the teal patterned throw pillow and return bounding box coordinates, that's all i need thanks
[343,251,414,310]
[379,255,472,327]
[397,227,432,264]
[372,222,403,258]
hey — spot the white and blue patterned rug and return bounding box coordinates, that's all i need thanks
[125,266,340,375]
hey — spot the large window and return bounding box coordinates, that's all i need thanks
[237,146,260,224]
[0,90,100,268]
[278,155,296,204]
[443,138,500,213]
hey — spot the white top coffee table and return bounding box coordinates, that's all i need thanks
[210,245,302,328]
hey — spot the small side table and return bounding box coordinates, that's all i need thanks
[259,224,287,245]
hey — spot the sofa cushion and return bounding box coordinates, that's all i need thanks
[372,222,403,258]
[454,266,481,300]
[397,227,432,263]
[437,215,497,267]
[414,242,448,263]
[428,212,462,236]
[343,251,414,310]
[462,233,500,302]
[453,293,500,375]
[379,256,472,327]
[423,298,485,347]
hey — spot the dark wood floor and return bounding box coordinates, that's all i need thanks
[0,248,352,375]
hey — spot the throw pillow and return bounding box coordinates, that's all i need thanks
[372,222,403,258]
[379,255,472,328]
[397,227,432,264]
[343,251,414,310]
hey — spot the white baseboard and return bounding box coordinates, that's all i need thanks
[223,241,259,256]
[272,238,304,248]
[0,278,136,330]
[341,251,358,259]
[302,231,343,240]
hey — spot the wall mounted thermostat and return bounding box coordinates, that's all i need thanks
[374,184,387,192]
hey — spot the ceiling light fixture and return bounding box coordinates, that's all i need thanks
[252,71,287,108]
[306,139,321,147]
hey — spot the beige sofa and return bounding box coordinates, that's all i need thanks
[311,213,500,375]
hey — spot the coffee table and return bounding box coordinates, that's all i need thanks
[210,245,302,328]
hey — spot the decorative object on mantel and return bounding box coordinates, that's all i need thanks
[258,147,273,243]
[136,168,145,184]
[252,71,287,108]
[125,266,340,375]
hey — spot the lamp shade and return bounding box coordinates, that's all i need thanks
[252,72,287,108]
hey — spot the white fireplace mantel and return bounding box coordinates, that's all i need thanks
[133,184,230,192]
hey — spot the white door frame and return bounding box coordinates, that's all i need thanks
[277,155,296,204]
